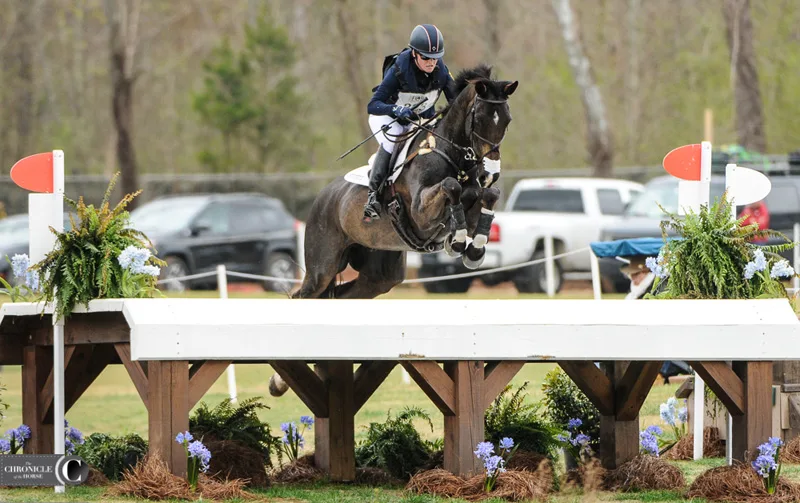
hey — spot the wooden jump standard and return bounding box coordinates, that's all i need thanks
[1,298,797,480]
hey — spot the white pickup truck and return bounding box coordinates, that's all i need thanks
[417,177,644,293]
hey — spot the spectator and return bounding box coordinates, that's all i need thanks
[620,256,654,300]
[739,200,770,243]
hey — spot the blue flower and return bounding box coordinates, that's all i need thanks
[187,440,211,473]
[280,422,294,433]
[660,403,676,427]
[16,425,31,440]
[744,261,758,280]
[474,441,494,460]
[300,416,314,427]
[118,246,154,273]
[175,431,193,444]
[753,249,767,272]
[26,270,39,291]
[645,256,658,274]
[11,254,30,279]
[556,434,570,443]
[483,455,505,476]
[752,454,777,478]
[645,425,663,436]
[567,418,582,430]
[498,437,514,451]
[572,434,591,447]
[646,252,670,279]
[639,430,659,457]
[770,260,795,279]
[678,407,688,424]
[0,439,9,454]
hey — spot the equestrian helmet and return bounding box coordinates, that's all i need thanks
[408,24,445,59]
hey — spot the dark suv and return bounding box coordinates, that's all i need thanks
[599,172,800,292]
[129,193,299,292]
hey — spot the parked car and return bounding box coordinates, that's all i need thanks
[598,173,800,292]
[0,213,74,283]
[418,177,644,293]
[129,193,300,292]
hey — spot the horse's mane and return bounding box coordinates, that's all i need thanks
[451,64,494,95]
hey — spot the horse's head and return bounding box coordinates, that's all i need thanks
[446,65,518,163]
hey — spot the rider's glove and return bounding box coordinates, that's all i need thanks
[392,105,417,120]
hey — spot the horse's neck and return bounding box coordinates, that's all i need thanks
[434,100,470,152]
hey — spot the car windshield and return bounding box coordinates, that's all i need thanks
[0,216,29,244]
[625,179,725,218]
[129,198,208,233]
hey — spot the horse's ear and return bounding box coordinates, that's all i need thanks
[503,81,519,97]
[475,80,488,98]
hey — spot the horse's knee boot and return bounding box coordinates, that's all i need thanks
[268,373,289,397]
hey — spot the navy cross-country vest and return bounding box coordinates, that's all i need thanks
[373,49,451,116]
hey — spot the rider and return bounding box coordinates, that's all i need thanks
[363,24,457,222]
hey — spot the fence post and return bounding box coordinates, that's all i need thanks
[794,223,799,293]
[217,265,238,403]
[693,372,705,460]
[590,251,602,300]
[544,234,555,298]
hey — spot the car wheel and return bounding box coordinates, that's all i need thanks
[161,256,189,292]
[262,252,297,293]
[513,251,563,294]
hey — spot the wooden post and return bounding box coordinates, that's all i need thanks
[443,361,484,477]
[147,361,189,476]
[599,362,639,469]
[22,346,54,454]
[732,361,772,461]
[314,361,355,481]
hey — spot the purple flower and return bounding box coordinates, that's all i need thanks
[280,422,294,433]
[300,415,314,427]
[567,418,582,430]
[573,434,591,446]
[498,437,514,451]
[645,425,663,436]
[752,454,778,478]
[16,425,31,440]
[640,430,659,457]
[0,439,9,454]
[678,407,688,424]
[187,440,211,473]
[175,431,193,444]
[474,441,494,460]
[483,455,505,476]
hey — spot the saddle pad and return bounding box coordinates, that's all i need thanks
[344,130,420,187]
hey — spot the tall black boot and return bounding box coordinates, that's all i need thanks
[363,146,392,222]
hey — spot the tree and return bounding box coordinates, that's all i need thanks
[192,12,312,172]
[723,0,766,152]
[104,0,142,207]
[551,0,614,177]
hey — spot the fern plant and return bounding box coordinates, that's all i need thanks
[355,406,438,480]
[648,193,796,299]
[485,382,561,459]
[189,397,281,467]
[74,432,147,481]
[32,174,164,320]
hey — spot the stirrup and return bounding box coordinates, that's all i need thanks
[363,205,381,222]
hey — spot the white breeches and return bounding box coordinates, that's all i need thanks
[368,114,411,153]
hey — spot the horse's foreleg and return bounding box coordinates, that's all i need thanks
[413,177,467,254]
[463,187,500,269]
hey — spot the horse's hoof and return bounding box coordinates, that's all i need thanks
[446,239,467,257]
[268,373,289,397]
[462,244,486,270]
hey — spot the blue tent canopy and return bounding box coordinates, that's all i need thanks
[589,237,673,258]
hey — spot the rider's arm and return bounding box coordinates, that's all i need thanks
[367,69,401,116]
[442,64,457,103]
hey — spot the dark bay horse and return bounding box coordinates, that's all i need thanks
[294,65,518,299]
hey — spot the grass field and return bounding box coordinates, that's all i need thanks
[0,285,796,502]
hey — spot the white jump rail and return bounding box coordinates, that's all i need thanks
[103,298,800,361]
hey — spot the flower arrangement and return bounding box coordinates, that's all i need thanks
[555,417,593,464]
[646,193,796,299]
[0,254,40,302]
[32,174,165,320]
[474,437,517,492]
[0,424,31,454]
[752,437,783,494]
[175,431,211,491]
[280,415,313,462]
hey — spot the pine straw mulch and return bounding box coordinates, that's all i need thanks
[663,427,727,460]
[271,454,325,484]
[406,462,553,501]
[604,454,685,492]
[204,439,270,488]
[107,453,254,501]
[562,458,607,491]
[781,435,800,464]
[687,461,800,503]
[83,466,111,486]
